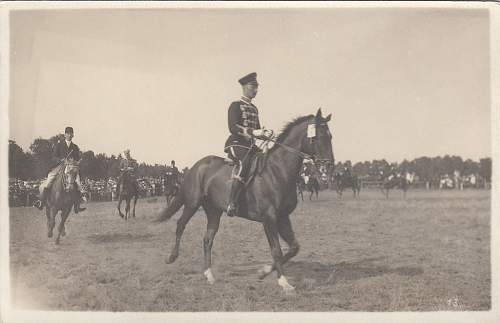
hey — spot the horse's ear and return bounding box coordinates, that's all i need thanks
[325,113,332,122]
[315,108,323,121]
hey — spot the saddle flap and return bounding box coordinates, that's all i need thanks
[245,153,267,186]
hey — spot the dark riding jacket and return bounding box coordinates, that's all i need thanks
[165,166,179,184]
[224,98,261,154]
[51,140,81,168]
[120,158,138,172]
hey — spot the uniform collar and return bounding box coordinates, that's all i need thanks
[65,140,72,146]
[240,96,252,104]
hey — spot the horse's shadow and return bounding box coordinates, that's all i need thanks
[233,256,423,285]
[87,232,154,243]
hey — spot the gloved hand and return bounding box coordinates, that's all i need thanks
[252,128,273,139]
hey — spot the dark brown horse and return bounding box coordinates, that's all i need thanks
[117,170,139,220]
[155,109,334,293]
[380,176,408,199]
[335,173,361,198]
[45,161,80,245]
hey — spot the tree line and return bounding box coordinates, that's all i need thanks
[8,135,182,181]
[9,136,491,183]
[342,155,491,182]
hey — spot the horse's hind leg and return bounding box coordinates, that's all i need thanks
[166,206,198,264]
[259,215,300,280]
[46,207,55,238]
[201,203,222,284]
[117,194,125,218]
[56,208,71,245]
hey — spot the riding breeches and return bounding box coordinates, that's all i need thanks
[39,164,83,193]
[227,145,253,181]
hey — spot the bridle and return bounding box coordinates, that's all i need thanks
[62,162,78,192]
[266,136,313,160]
[261,122,334,165]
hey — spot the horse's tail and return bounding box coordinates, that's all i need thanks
[154,193,184,222]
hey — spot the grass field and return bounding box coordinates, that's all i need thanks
[9,189,490,312]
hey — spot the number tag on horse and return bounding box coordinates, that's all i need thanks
[307,124,316,138]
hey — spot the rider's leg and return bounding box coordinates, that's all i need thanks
[226,146,251,217]
[34,165,61,210]
[227,160,243,217]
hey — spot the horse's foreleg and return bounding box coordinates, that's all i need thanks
[202,204,222,284]
[56,208,71,245]
[262,217,294,293]
[167,206,198,264]
[132,194,138,218]
[125,198,131,220]
[259,215,300,280]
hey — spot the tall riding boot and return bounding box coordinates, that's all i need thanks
[74,190,86,214]
[226,178,244,217]
[34,188,47,210]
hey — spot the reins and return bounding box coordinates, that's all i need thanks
[264,136,313,160]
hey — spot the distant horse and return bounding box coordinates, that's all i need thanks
[297,176,306,201]
[45,161,80,245]
[154,109,334,293]
[335,173,361,198]
[380,176,408,199]
[117,170,139,220]
[305,175,320,200]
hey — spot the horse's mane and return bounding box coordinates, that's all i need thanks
[269,114,314,152]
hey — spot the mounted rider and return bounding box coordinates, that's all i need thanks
[34,126,86,213]
[224,72,272,217]
[164,160,180,188]
[119,149,138,187]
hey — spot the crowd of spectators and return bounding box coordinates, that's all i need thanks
[9,176,172,207]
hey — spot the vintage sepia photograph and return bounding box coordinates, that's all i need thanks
[1,1,499,322]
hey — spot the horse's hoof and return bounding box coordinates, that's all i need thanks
[166,254,177,264]
[278,275,295,294]
[258,264,273,279]
[55,239,60,245]
[204,269,216,284]
[48,232,53,238]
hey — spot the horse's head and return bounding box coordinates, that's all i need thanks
[303,108,335,171]
[63,160,80,192]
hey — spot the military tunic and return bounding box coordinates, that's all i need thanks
[224,98,261,161]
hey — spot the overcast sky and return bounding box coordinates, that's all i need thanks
[9,8,491,168]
